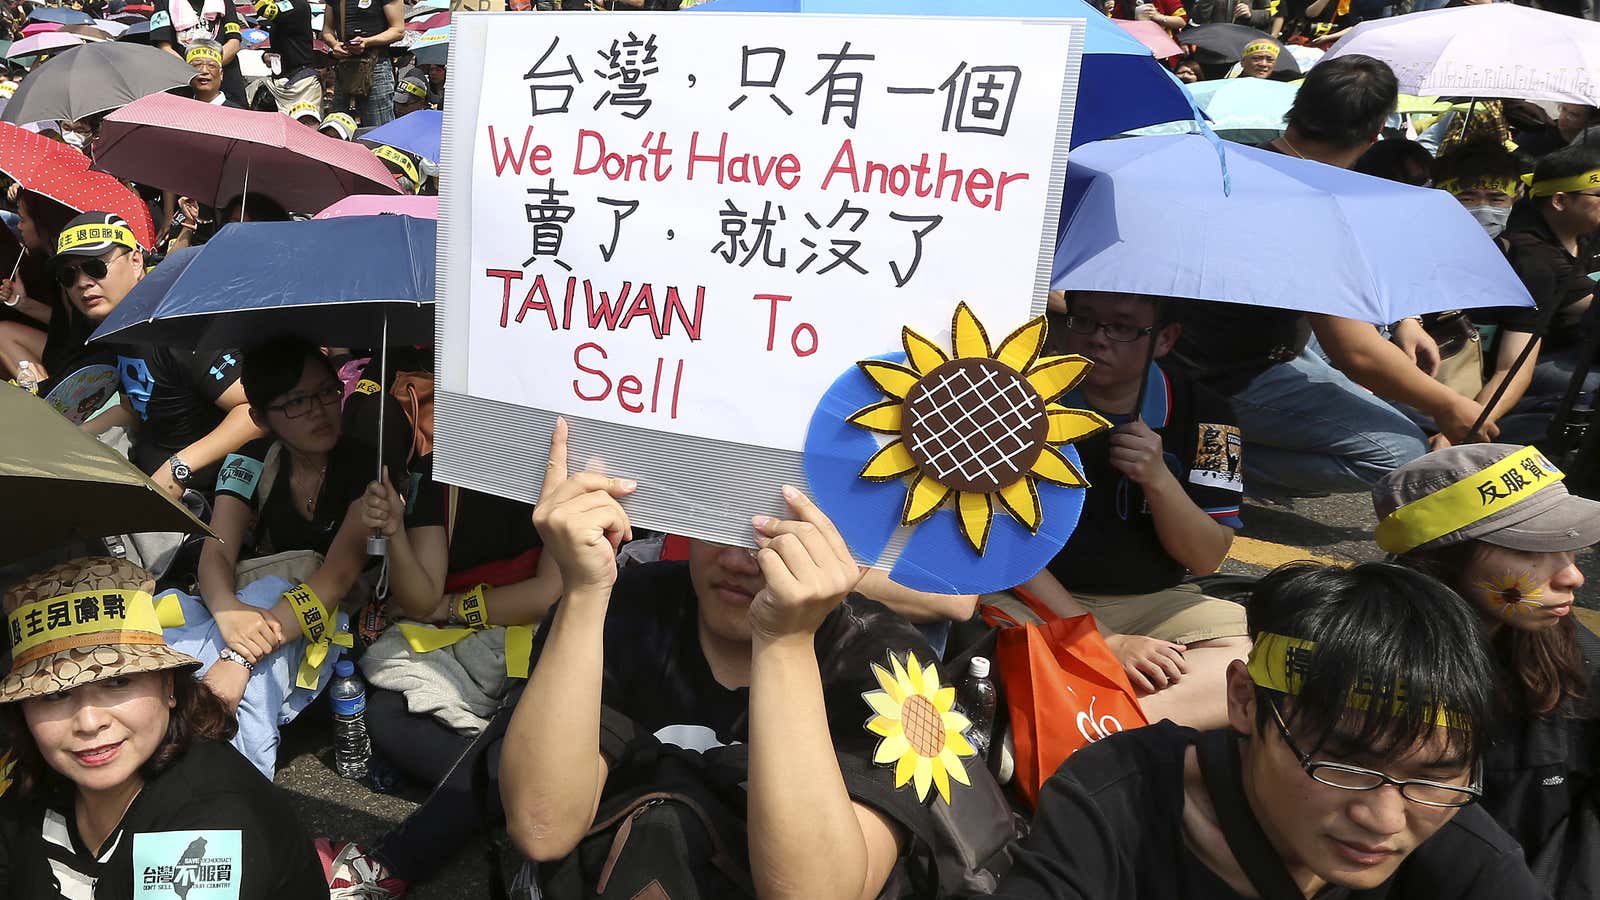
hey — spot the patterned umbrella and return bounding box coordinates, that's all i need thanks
[6,32,85,59]
[0,122,155,247]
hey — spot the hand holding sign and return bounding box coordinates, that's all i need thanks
[531,417,636,598]
[748,485,864,644]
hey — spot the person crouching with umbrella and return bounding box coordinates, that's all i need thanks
[0,557,328,898]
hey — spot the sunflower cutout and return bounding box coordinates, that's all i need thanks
[863,651,976,805]
[1474,570,1545,618]
[846,302,1111,554]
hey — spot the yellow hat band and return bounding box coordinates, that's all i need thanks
[1435,175,1521,198]
[7,590,186,667]
[288,102,320,120]
[398,80,428,100]
[57,224,138,255]
[374,144,420,190]
[186,45,222,66]
[1247,632,1465,729]
[1375,446,1563,555]
[1526,168,1600,198]
[1243,40,1281,59]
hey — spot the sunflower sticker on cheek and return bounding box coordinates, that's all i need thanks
[863,651,976,805]
[1473,570,1546,619]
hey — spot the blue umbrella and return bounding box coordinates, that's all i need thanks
[28,7,97,25]
[1052,134,1534,325]
[689,0,1203,148]
[363,108,441,163]
[1184,78,1297,143]
[115,20,151,43]
[412,39,446,66]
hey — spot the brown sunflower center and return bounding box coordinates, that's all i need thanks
[901,357,1047,494]
[900,693,947,758]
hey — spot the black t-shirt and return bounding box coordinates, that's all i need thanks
[215,435,387,557]
[116,344,242,488]
[150,0,248,105]
[1169,299,1310,396]
[1276,0,1361,41]
[38,308,116,402]
[1498,203,1599,354]
[991,721,1544,900]
[327,0,397,43]
[1046,362,1244,595]
[405,457,542,576]
[0,739,328,900]
[266,0,315,73]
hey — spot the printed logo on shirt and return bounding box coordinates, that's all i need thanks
[216,453,264,500]
[1189,422,1244,492]
[133,830,242,899]
[208,352,238,381]
[117,355,154,418]
[1542,774,1565,787]
[150,10,171,27]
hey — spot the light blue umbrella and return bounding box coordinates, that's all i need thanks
[1052,134,1534,325]
[689,0,1203,148]
[1185,78,1297,143]
[363,108,441,164]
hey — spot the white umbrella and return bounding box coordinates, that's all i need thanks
[1322,4,1600,106]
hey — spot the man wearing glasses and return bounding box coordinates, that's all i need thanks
[990,562,1543,899]
[55,212,263,496]
[1021,290,1249,731]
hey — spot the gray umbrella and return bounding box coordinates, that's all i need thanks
[2,41,196,125]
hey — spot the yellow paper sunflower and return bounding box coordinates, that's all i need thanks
[863,651,976,805]
[847,302,1112,554]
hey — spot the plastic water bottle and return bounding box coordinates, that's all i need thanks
[15,360,38,395]
[957,656,998,763]
[330,659,371,780]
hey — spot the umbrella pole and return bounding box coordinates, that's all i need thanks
[1464,290,1564,443]
[367,310,390,558]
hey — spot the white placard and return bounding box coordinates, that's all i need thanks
[436,10,1081,548]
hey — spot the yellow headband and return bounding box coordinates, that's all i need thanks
[1243,40,1281,59]
[1376,446,1563,554]
[373,144,420,192]
[185,45,222,66]
[7,590,186,667]
[1526,168,1600,198]
[398,80,428,101]
[57,224,138,255]
[1248,632,1464,729]
[1435,174,1520,197]
[288,101,321,120]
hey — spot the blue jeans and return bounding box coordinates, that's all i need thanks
[332,55,396,127]
[1229,347,1428,497]
[1495,345,1600,446]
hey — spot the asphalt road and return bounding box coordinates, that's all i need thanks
[275,492,1599,898]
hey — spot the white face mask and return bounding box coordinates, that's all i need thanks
[1466,204,1511,238]
[61,130,87,150]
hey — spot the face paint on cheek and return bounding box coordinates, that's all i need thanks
[1472,569,1545,619]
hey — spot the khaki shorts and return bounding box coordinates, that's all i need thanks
[1073,583,1248,645]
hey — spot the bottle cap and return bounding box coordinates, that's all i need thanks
[335,659,355,677]
[968,656,990,679]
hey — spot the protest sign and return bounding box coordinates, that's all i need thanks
[435,10,1083,560]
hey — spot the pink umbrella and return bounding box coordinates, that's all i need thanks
[315,194,437,219]
[20,22,63,37]
[1115,19,1184,60]
[405,11,449,31]
[8,32,86,59]
[93,93,403,214]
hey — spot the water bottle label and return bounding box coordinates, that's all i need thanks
[332,695,366,716]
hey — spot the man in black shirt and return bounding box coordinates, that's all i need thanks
[253,0,321,120]
[991,562,1543,900]
[150,0,248,106]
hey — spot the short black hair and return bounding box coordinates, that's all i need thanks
[241,336,337,412]
[1354,138,1433,185]
[220,193,290,224]
[1245,562,1497,767]
[1530,140,1600,206]
[1286,54,1398,150]
[1432,138,1526,187]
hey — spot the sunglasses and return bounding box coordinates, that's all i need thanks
[55,250,125,287]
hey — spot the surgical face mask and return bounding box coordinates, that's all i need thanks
[1466,204,1510,238]
[61,130,87,150]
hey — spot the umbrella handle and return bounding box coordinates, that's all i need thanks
[369,312,389,558]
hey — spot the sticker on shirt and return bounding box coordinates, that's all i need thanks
[353,378,381,395]
[117,355,155,418]
[133,830,242,899]
[223,21,241,35]
[217,453,264,500]
[151,10,171,27]
[1189,423,1244,492]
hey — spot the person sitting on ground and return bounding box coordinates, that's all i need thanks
[319,112,359,142]
[1488,141,1600,445]
[151,0,248,106]
[392,71,431,117]
[1024,291,1249,731]
[0,190,77,383]
[184,40,239,107]
[1169,55,1499,497]
[0,557,328,899]
[1376,443,1600,899]
[989,562,1543,899]
[1173,54,1204,84]
[1272,0,1362,46]
[1234,39,1281,79]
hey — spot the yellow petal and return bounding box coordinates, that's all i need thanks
[866,716,900,738]
[1046,405,1113,445]
[902,472,952,525]
[902,327,950,376]
[872,661,906,704]
[941,746,972,786]
[931,757,952,805]
[933,685,956,713]
[951,302,992,359]
[1030,445,1090,488]
[922,661,942,696]
[857,360,921,400]
[996,477,1041,533]
[865,690,903,720]
[943,709,972,734]
[905,651,923,680]
[873,732,912,764]
[846,400,904,434]
[895,748,918,787]
[994,315,1047,373]
[860,440,917,482]
[891,654,912,692]
[945,729,977,757]
[913,755,934,801]
[957,490,993,554]
[906,653,925,695]
[1025,355,1093,403]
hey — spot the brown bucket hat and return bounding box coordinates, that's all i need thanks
[1,557,198,704]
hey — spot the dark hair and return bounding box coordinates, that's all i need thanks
[1286,54,1398,149]
[19,190,78,254]
[1044,294,1176,356]
[1354,139,1434,186]
[1,672,237,801]
[1397,541,1589,717]
[1528,140,1600,207]
[1432,138,1527,187]
[1173,54,1203,73]
[1245,562,1498,766]
[241,336,338,412]
[220,193,291,224]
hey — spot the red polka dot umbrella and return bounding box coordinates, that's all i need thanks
[0,122,155,248]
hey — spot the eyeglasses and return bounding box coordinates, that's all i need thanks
[1266,697,1482,808]
[55,250,125,287]
[266,383,343,418]
[1062,314,1156,343]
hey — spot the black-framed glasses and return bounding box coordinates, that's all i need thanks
[55,250,125,287]
[266,383,343,418]
[1266,697,1482,808]
[1062,314,1156,343]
